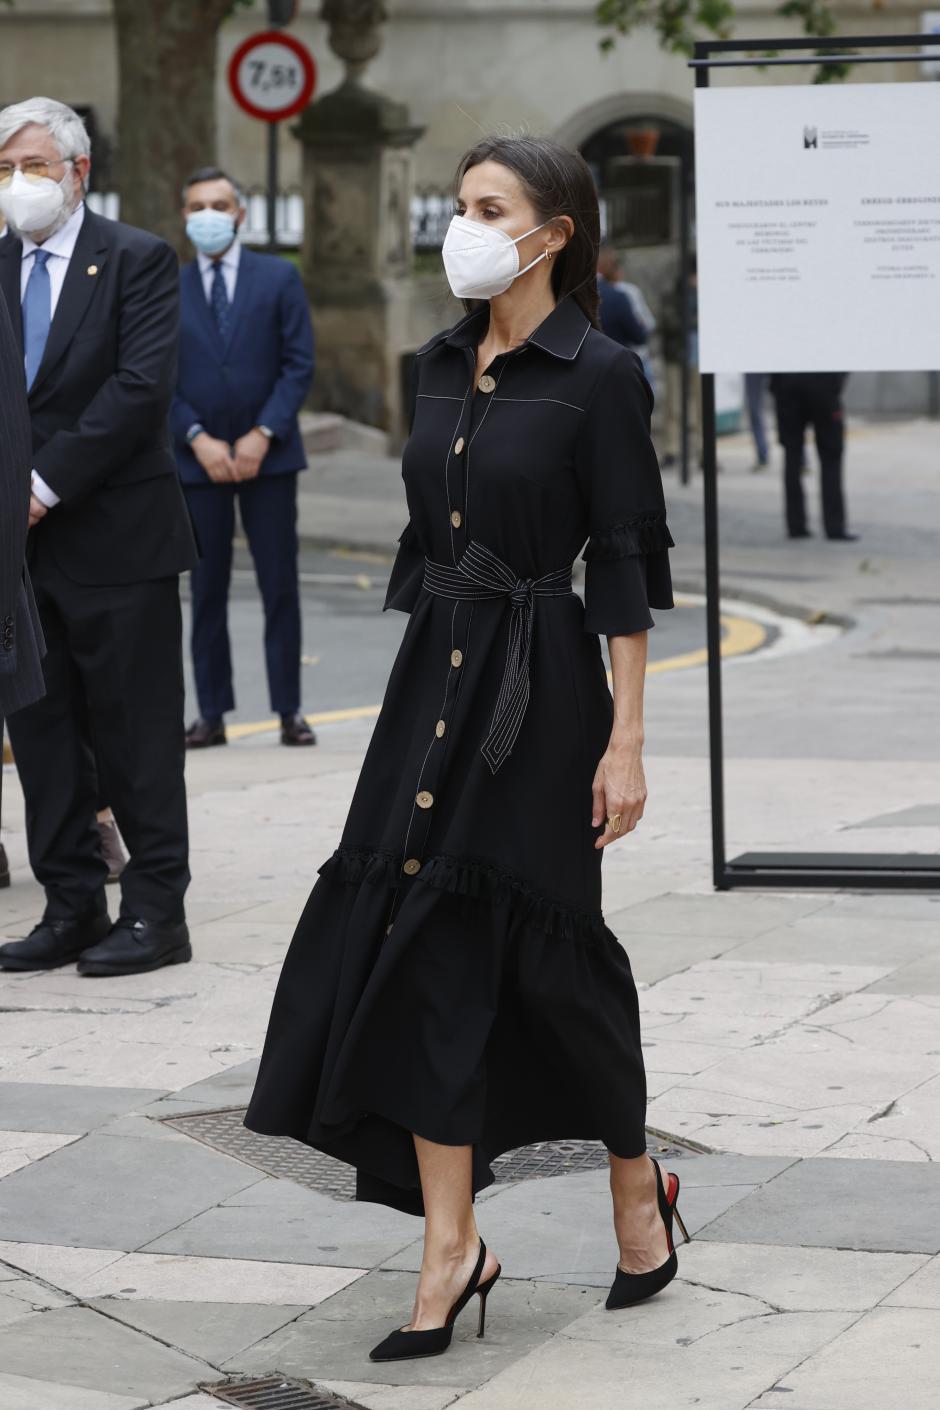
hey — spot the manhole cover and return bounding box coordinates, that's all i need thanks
[165,1107,700,1200]
[205,1377,356,1409]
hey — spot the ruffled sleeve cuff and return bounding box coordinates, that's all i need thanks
[581,511,675,637]
[383,521,426,614]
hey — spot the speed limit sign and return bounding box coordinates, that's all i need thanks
[228,30,317,123]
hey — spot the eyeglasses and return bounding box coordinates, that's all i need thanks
[0,159,74,189]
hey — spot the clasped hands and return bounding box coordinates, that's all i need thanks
[192,427,270,483]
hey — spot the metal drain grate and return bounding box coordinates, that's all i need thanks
[165,1107,697,1200]
[205,1377,357,1408]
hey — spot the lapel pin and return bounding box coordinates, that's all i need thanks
[87,264,98,275]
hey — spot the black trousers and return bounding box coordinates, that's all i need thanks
[183,473,302,720]
[771,373,847,537]
[7,544,190,923]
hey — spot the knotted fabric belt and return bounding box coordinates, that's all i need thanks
[423,539,573,774]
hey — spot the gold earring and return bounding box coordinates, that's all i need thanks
[545,248,552,262]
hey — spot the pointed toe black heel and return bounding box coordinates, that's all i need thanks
[606,1158,691,1311]
[369,1238,502,1363]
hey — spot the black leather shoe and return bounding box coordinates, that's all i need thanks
[77,917,192,977]
[185,718,226,749]
[280,713,316,747]
[826,531,859,541]
[0,911,111,971]
[788,528,812,539]
[0,842,9,890]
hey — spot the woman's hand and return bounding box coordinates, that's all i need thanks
[591,731,647,849]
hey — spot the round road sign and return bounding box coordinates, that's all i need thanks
[228,30,317,123]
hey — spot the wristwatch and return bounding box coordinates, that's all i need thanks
[185,422,205,444]
[255,425,274,440]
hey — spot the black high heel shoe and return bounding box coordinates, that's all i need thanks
[606,1158,690,1311]
[369,1238,502,1362]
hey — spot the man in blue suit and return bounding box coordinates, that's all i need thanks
[172,167,315,749]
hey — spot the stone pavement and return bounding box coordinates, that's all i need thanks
[1,415,938,1409]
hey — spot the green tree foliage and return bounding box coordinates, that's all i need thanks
[595,0,872,81]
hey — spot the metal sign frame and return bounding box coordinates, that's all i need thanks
[691,32,940,891]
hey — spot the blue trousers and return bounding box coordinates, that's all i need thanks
[184,473,302,720]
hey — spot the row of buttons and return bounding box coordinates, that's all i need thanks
[399,374,491,883]
[2,613,13,652]
[400,648,464,877]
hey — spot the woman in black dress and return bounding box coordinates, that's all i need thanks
[246,135,685,1361]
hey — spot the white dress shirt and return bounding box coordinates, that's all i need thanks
[197,240,241,303]
[22,203,87,509]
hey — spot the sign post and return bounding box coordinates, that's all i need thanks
[227,30,317,251]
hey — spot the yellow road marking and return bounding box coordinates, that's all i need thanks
[224,607,767,740]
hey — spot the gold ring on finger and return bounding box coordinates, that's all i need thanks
[607,813,622,833]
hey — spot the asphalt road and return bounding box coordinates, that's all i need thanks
[180,545,757,731]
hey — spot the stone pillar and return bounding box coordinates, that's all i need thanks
[293,8,423,433]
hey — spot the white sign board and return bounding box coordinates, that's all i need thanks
[695,83,940,372]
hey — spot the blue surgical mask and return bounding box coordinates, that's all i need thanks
[186,209,237,256]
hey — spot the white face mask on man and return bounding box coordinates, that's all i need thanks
[0,166,72,238]
[441,214,550,301]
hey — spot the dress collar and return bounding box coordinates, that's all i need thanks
[442,295,591,361]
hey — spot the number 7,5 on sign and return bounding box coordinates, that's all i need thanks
[228,30,317,123]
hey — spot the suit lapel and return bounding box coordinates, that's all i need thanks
[0,236,24,360]
[29,209,109,399]
[223,246,253,352]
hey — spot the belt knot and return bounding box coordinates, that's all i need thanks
[510,578,533,610]
[422,539,573,774]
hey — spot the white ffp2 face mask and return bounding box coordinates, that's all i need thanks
[0,168,70,237]
[441,214,549,300]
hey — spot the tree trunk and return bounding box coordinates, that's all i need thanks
[114,0,234,255]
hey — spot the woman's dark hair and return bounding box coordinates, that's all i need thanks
[452,135,601,328]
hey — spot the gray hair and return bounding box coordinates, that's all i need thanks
[0,97,91,160]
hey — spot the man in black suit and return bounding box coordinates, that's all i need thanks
[0,97,198,977]
[0,279,46,889]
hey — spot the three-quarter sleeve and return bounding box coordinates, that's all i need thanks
[575,347,674,637]
[383,520,426,614]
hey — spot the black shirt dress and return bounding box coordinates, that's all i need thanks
[245,295,675,1215]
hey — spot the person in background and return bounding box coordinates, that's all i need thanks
[745,372,769,472]
[0,97,196,977]
[596,244,648,363]
[597,244,656,393]
[172,167,316,750]
[769,372,857,541]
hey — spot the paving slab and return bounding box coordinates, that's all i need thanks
[0,1305,216,1401]
[0,1129,79,1178]
[866,949,940,995]
[143,1174,420,1269]
[318,1382,468,1410]
[0,1371,144,1410]
[224,1269,601,1389]
[0,1133,263,1250]
[678,1240,927,1311]
[0,1272,73,1328]
[608,892,828,941]
[0,1082,165,1134]
[0,1239,126,1285]
[154,1060,261,1113]
[748,1306,940,1409]
[698,1157,940,1254]
[77,1252,365,1304]
[87,1297,308,1366]
[449,1291,854,1410]
[884,1252,940,1307]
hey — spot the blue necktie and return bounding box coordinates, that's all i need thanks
[23,248,52,390]
[210,260,231,340]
